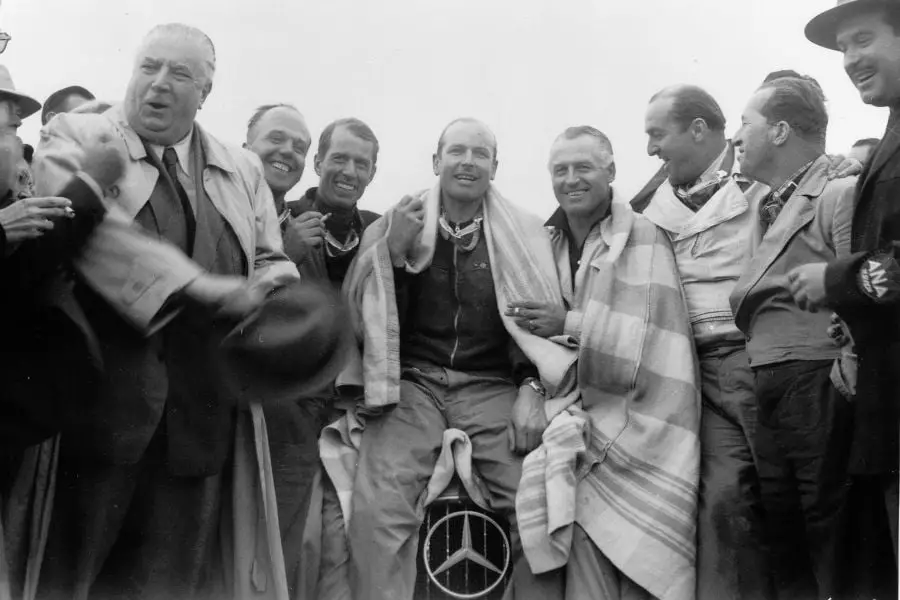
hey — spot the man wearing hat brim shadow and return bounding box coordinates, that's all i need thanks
[783,1,900,598]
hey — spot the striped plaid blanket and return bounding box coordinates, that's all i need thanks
[516,202,700,600]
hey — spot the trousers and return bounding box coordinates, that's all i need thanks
[753,359,853,600]
[347,363,523,600]
[695,345,773,600]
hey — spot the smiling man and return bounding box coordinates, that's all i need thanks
[632,85,773,600]
[283,117,381,284]
[729,76,856,600]
[795,1,900,596]
[503,127,700,600]
[334,117,576,600]
[245,103,311,215]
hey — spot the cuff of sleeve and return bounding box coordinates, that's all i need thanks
[563,310,583,343]
[514,366,540,388]
[129,262,203,336]
[825,252,870,308]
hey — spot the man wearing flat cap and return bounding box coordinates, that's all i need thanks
[788,1,900,598]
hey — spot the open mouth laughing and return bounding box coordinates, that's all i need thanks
[270,161,294,174]
[852,67,878,89]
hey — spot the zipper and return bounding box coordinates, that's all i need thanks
[449,245,461,367]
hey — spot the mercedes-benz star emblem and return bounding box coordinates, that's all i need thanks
[423,509,510,599]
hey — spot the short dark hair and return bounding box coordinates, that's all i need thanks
[246,103,303,141]
[762,70,826,100]
[764,69,803,82]
[650,85,726,133]
[436,117,498,161]
[757,76,828,146]
[317,117,379,165]
[853,137,880,149]
[22,143,33,165]
[41,85,95,125]
[556,125,614,166]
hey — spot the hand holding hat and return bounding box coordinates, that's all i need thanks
[216,278,353,406]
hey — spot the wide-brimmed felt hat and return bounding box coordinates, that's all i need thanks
[806,0,898,50]
[0,65,40,119]
[216,279,353,406]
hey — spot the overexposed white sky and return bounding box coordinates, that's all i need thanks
[1,0,888,217]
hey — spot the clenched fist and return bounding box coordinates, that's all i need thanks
[387,195,425,267]
[283,211,329,263]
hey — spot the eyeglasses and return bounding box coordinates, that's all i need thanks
[0,32,12,55]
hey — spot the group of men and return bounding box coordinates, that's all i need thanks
[0,0,898,599]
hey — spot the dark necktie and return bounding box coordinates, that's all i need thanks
[161,147,196,250]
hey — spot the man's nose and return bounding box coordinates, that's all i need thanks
[563,167,579,186]
[844,48,862,76]
[151,67,172,90]
[647,139,658,157]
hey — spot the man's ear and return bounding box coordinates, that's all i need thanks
[199,81,213,109]
[607,161,617,183]
[489,158,498,181]
[690,118,709,142]
[314,154,323,177]
[432,153,440,176]
[772,121,791,146]
[368,163,377,184]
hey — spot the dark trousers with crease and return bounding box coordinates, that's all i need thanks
[696,344,773,600]
[753,359,853,600]
[37,423,226,600]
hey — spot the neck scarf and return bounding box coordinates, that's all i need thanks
[758,159,816,230]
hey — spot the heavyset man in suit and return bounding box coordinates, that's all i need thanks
[28,23,344,599]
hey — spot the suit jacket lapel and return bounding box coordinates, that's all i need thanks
[732,160,828,318]
[862,112,900,191]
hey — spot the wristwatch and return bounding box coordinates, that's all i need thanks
[521,377,546,397]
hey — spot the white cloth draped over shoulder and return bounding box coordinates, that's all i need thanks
[320,182,579,526]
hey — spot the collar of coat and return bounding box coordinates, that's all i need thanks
[105,103,238,174]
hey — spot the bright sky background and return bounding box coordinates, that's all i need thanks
[0,0,889,218]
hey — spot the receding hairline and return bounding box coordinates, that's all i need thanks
[136,24,216,81]
[436,117,498,159]
[549,131,615,169]
[246,104,309,143]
